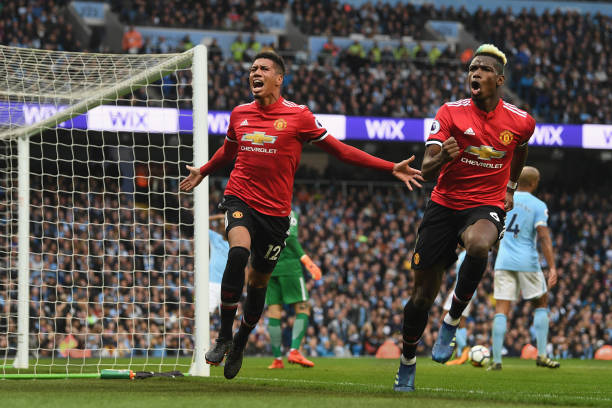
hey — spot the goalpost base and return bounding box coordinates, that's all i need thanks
[0,44,210,377]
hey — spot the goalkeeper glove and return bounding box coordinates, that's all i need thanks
[300,254,321,280]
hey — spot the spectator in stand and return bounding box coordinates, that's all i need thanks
[318,36,340,65]
[122,25,143,54]
[393,41,410,63]
[460,47,475,68]
[245,33,262,61]
[157,36,170,54]
[208,38,223,61]
[369,42,382,64]
[230,34,247,62]
[344,40,367,73]
[428,46,442,65]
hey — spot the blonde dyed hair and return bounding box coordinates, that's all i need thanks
[474,44,507,66]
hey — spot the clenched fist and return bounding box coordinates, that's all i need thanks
[441,137,460,162]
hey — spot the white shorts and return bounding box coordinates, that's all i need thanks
[443,290,473,317]
[209,282,221,314]
[493,270,547,301]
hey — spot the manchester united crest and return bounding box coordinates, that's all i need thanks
[414,252,420,265]
[274,118,287,130]
[232,211,243,219]
[499,130,514,145]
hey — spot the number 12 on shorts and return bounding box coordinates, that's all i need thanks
[264,244,282,260]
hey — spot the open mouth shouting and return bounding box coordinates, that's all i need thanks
[252,79,264,93]
[471,80,481,97]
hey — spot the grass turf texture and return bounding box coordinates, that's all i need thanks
[1,358,611,407]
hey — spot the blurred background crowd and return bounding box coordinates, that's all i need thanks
[0,0,610,361]
[0,0,609,123]
[2,174,609,360]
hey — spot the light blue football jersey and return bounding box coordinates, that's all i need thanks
[209,229,229,284]
[494,191,548,272]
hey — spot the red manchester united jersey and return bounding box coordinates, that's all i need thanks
[223,97,328,216]
[427,98,535,210]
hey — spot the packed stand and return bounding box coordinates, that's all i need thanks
[291,1,463,38]
[1,170,196,359]
[3,1,610,124]
[207,182,611,360]
[110,0,287,32]
[0,0,80,51]
[1,175,610,360]
[293,1,611,124]
[460,8,611,124]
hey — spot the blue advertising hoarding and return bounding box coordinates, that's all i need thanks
[0,102,602,149]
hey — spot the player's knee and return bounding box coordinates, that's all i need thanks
[267,305,282,319]
[533,292,548,308]
[295,301,310,314]
[227,246,250,272]
[464,240,490,258]
[221,246,250,296]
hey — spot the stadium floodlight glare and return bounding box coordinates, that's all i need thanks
[0,45,210,378]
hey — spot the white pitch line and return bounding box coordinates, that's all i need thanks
[229,375,612,403]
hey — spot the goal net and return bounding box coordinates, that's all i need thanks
[0,45,210,377]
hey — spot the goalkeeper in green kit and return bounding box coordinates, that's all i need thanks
[266,210,321,369]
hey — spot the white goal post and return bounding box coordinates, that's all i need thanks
[0,44,210,377]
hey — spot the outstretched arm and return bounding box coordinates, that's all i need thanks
[179,139,238,192]
[314,135,423,190]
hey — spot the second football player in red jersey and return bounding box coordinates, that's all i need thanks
[180,51,423,379]
[394,44,535,392]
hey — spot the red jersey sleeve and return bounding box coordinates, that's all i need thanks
[298,108,328,143]
[314,135,394,172]
[427,104,453,146]
[198,109,238,176]
[226,108,238,141]
[518,114,536,146]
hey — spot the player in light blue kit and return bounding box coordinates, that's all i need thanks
[209,214,229,313]
[490,166,559,370]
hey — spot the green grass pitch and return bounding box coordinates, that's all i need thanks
[1,357,611,407]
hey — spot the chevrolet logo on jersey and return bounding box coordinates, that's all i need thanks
[464,145,506,160]
[241,131,278,145]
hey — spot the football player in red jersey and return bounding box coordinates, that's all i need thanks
[394,44,535,392]
[180,51,423,379]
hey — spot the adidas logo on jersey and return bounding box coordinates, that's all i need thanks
[464,128,475,135]
[239,119,249,127]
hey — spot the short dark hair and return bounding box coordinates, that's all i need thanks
[253,51,285,75]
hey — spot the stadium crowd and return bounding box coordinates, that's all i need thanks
[239,182,612,360]
[1,0,610,123]
[110,0,285,33]
[2,174,610,361]
[1,0,611,362]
